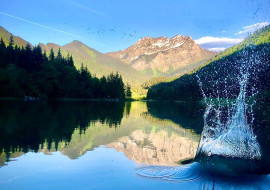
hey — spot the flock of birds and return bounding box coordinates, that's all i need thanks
[36,23,144,45]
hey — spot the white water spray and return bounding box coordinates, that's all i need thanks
[196,48,262,159]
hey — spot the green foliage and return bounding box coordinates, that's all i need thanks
[140,54,157,63]
[57,48,62,59]
[131,76,171,98]
[125,83,132,98]
[49,48,54,61]
[0,39,129,99]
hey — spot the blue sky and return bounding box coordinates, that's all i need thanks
[0,0,270,53]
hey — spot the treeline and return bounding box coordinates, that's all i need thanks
[131,76,170,98]
[0,36,131,99]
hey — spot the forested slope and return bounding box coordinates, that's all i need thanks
[0,36,129,99]
[147,25,270,101]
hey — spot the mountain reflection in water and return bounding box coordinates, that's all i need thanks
[107,128,199,166]
[0,101,202,166]
[1,100,270,189]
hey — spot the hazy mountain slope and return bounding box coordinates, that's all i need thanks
[39,43,61,52]
[59,40,150,85]
[106,35,217,76]
[0,26,32,47]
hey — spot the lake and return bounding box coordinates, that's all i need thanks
[1,100,270,189]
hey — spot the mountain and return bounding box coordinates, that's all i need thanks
[0,26,32,47]
[106,35,217,76]
[39,40,150,85]
[147,25,270,101]
[0,26,150,85]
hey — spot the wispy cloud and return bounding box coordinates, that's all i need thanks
[207,47,227,52]
[0,11,102,44]
[67,1,105,17]
[236,22,270,38]
[195,22,270,52]
[195,36,243,51]
[195,36,243,46]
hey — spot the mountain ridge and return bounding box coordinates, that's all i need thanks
[106,34,217,76]
[0,26,32,47]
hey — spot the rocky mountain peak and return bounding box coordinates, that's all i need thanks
[106,35,217,74]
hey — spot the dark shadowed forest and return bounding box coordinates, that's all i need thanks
[0,36,131,99]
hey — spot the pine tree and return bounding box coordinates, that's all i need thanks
[33,45,43,71]
[125,83,132,98]
[14,45,20,66]
[6,35,14,65]
[18,46,25,68]
[42,51,48,62]
[9,34,14,46]
[68,55,74,67]
[66,53,70,66]
[57,48,62,59]
[100,76,107,98]
[24,43,33,71]
[49,48,54,61]
[0,37,6,68]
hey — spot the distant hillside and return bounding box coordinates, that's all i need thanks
[0,26,150,85]
[40,40,151,85]
[106,35,217,77]
[0,26,32,47]
[147,25,270,101]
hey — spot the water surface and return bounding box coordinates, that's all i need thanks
[1,100,270,189]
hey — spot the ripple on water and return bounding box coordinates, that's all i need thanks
[135,162,206,183]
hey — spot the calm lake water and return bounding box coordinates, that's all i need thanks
[1,100,270,189]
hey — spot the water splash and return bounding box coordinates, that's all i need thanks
[196,48,262,160]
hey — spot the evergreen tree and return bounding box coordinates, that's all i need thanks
[9,34,14,46]
[68,55,74,67]
[14,45,20,66]
[32,45,43,71]
[0,38,6,68]
[106,72,125,99]
[118,75,125,99]
[18,46,25,68]
[42,51,48,62]
[57,48,62,59]
[24,43,33,71]
[125,83,132,98]
[100,76,107,98]
[49,48,54,61]
[66,53,70,66]
[6,35,14,65]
